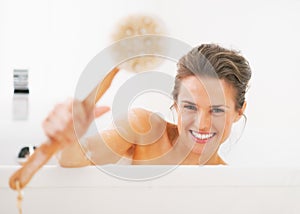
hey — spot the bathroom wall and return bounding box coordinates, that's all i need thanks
[1,0,300,166]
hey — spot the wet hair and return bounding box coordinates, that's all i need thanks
[172,44,252,110]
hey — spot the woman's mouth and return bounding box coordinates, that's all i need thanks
[189,130,216,144]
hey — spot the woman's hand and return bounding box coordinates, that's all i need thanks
[42,98,110,147]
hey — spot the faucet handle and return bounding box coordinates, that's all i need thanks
[13,69,29,93]
[13,69,29,120]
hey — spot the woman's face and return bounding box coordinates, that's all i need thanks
[176,75,243,161]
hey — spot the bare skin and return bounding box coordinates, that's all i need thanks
[43,76,246,166]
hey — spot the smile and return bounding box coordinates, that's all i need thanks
[189,130,216,144]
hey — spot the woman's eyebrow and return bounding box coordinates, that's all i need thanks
[211,105,230,109]
[181,101,230,108]
[181,100,197,105]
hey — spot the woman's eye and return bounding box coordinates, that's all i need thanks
[211,108,225,114]
[183,105,197,111]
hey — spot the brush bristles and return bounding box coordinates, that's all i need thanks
[111,14,167,73]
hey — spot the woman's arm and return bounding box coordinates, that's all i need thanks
[41,98,126,167]
[43,100,164,167]
[57,129,134,167]
[56,108,167,167]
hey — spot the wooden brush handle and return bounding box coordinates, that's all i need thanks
[9,67,120,190]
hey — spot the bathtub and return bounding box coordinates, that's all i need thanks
[1,165,300,214]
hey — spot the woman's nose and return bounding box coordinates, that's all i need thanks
[197,111,212,131]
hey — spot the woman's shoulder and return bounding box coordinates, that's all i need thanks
[128,108,166,133]
[129,108,178,141]
[113,108,178,144]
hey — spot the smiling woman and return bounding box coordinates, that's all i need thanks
[172,44,251,164]
[42,43,252,167]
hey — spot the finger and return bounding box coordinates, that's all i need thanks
[42,110,69,139]
[94,106,110,118]
[42,119,57,139]
[43,118,70,145]
[63,97,74,111]
[54,106,73,126]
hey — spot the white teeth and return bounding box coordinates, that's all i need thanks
[191,131,214,140]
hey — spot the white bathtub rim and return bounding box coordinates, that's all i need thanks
[1,165,300,189]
